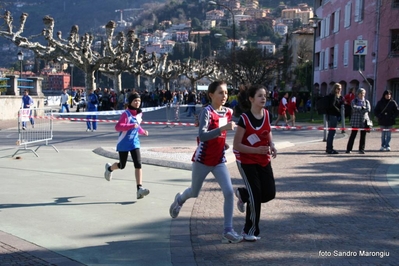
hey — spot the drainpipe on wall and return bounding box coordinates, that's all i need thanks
[372,0,382,107]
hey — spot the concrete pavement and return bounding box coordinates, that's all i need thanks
[1,118,399,265]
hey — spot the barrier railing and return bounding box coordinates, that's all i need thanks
[14,108,58,157]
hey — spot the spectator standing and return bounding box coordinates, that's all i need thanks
[104,93,150,199]
[59,89,70,113]
[86,88,99,132]
[101,88,111,111]
[374,90,399,151]
[110,89,117,110]
[74,89,83,112]
[169,81,243,244]
[305,98,311,112]
[118,90,126,110]
[345,88,372,154]
[271,86,279,118]
[186,91,197,117]
[233,84,277,241]
[344,88,355,119]
[21,89,35,130]
[325,83,343,154]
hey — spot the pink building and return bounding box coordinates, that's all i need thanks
[314,0,399,105]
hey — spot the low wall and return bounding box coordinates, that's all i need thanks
[0,96,46,121]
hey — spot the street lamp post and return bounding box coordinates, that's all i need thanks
[309,15,322,121]
[17,51,24,95]
[209,1,236,89]
[70,63,74,107]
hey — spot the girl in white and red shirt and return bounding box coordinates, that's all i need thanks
[169,81,243,244]
[233,84,277,241]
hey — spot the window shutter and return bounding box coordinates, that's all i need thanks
[344,40,349,66]
[344,3,351,28]
[334,10,340,33]
[355,0,360,22]
[334,44,338,67]
[325,47,330,70]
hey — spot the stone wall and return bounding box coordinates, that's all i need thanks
[0,96,46,121]
[0,75,46,121]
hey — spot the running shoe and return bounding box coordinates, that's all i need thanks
[137,187,150,199]
[222,230,243,244]
[169,192,182,218]
[242,232,261,242]
[104,163,112,181]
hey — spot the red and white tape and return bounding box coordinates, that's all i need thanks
[20,115,399,131]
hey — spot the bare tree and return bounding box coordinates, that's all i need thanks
[183,58,215,90]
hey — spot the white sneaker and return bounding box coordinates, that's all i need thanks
[387,147,391,151]
[86,129,91,132]
[242,232,261,242]
[380,146,386,151]
[235,188,245,213]
[137,187,150,199]
[222,230,243,244]
[104,163,112,181]
[169,192,182,218]
[92,129,96,132]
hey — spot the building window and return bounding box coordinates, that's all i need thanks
[333,44,338,68]
[344,2,351,28]
[325,15,330,37]
[353,55,365,71]
[393,0,399,8]
[355,0,364,22]
[315,52,320,70]
[391,29,399,56]
[324,47,330,70]
[319,51,324,71]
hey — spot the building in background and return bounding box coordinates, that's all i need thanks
[314,0,399,105]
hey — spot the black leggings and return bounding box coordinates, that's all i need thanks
[118,149,141,169]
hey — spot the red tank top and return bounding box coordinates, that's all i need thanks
[234,109,272,167]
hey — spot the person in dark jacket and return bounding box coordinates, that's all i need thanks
[374,90,399,151]
[325,83,343,154]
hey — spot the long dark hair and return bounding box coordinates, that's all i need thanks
[207,80,227,102]
[380,90,392,101]
[238,84,267,112]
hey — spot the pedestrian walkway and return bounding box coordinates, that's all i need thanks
[0,119,398,265]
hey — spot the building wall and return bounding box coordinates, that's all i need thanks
[315,0,399,105]
[315,0,378,102]
[376,1,399,103]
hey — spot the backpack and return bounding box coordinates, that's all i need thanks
[315,95,331,115]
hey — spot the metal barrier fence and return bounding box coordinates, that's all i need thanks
[13,108,58,157]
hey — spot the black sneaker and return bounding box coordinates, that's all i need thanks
[326,149,339,154]
[359,150,365,154]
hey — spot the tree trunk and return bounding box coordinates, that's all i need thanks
[85,69,96,94]
[190,79,196,91]
[113,72,122,94]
